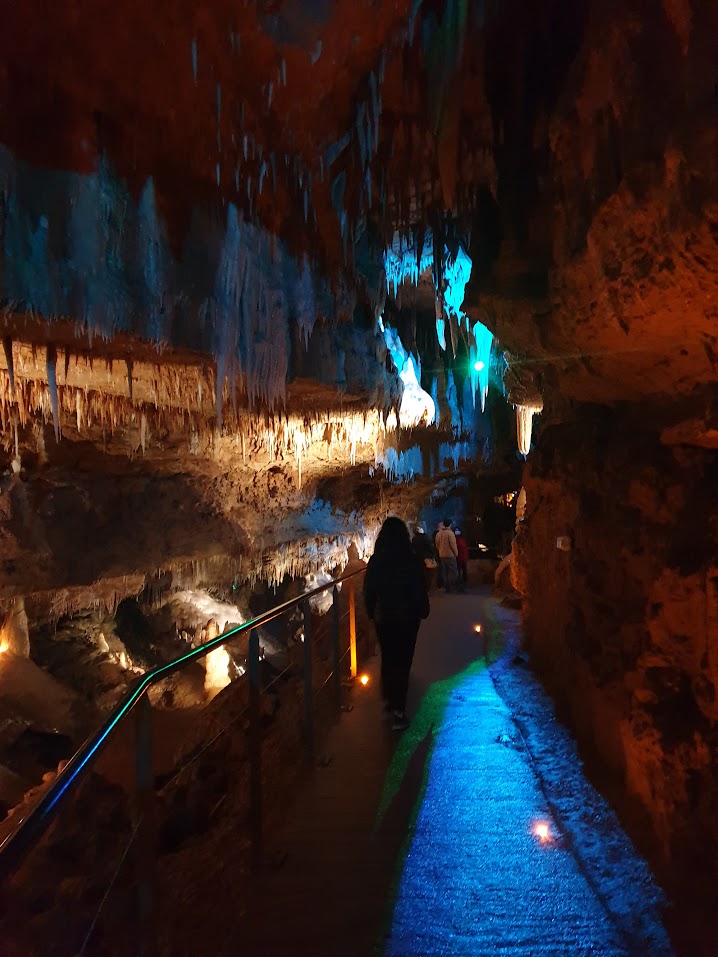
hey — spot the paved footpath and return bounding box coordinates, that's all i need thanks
[385,650,626,955]
[229,589,644,956]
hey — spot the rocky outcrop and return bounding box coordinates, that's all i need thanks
[465,10,717,945]
[516,404,717,949]
[469,0,718,409]
[0,597,28,656]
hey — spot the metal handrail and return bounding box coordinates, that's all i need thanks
[0,565,366,880]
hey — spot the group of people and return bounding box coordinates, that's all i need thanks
[412,519,469,593]
[362,515,470,733]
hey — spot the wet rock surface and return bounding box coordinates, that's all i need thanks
[517,408,717,955]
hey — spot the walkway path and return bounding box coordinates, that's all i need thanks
[386,659,625,956]
[228,588,671,956]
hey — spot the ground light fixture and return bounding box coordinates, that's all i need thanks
[359,674,370,686]
[474,624,482,634]
[533,821,551,842]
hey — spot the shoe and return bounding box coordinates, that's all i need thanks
[392,712,410,731]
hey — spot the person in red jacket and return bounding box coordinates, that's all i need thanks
[454,527,469,591]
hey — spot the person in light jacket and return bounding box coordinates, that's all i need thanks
[364,517,430,730]
[435,519,459,593]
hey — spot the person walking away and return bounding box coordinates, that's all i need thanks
[364,517,430,730]
[435,519,459,593]
[412,525,436,591]
[454,527,469,591]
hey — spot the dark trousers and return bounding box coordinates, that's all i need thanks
[376,617,419,713]
[440,556,458,592]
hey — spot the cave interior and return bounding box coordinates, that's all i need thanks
[0,0,716,953]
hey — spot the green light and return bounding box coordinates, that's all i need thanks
[473,360,485,372]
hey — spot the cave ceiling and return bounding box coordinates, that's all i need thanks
[0,0,716,438]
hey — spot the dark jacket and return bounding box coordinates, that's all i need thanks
[455,534,469,565]
[412,531,435,562]
[364,545,430,625]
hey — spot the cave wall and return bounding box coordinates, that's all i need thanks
[470,0,717,409]
[517,406,717,919]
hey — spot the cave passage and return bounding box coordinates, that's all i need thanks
[233,590,673,957]
[0,1,715,953]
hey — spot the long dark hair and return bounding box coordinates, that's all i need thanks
[373,516,412,557]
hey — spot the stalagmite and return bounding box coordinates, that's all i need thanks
[204,648,230,695]
[34,421,47,464]
[0,597,30,656]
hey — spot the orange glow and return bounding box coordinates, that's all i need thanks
[534,822,550,841]
[474,624,482,634]
[359,674,369,686]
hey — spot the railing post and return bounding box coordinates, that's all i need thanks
[248,628,262,870]
[303,599,314,761]
[332,585,341,710]
[135,692,155,957]
[348,577,357,679]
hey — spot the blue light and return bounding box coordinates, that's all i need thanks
[383,230,433,297]
[445,370,461,430]
[435,316,446,351]
[381,321,435,427]
[383,665,629,955]
[469,320,493,411]
[375,444,424,481]
[384,232,492,410]
[442,244,472,325]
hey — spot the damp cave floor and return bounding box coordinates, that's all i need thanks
[222,587,674,957]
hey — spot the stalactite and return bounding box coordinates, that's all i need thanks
[2,338,14,396]
[191,38,198,84]
[138,178,168,342]
[46,344,60,442]
[469,320,493,411]
[211,204,245,432]
[0,123,399,431]
[515,403,542,456]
